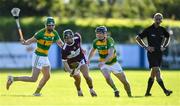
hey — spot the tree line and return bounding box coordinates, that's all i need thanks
[1,0,180,19]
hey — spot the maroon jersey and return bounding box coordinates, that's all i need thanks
[62,33,86,68]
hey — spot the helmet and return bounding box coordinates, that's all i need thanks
[46,17,55,25]
[95,26,107,34]
[63,29,74,39]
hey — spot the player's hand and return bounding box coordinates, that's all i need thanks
[63,68,67,72]
[146,46,155,53]
[87,60,90,65]
[98,62,105,68]
[20,39,26,45]
[70,62,79,69]
[82,49,86,54]
[160,47,166,52]
[70,69,75,77]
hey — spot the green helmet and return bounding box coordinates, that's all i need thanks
[46,17,55,25]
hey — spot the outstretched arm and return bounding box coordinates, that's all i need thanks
[87,47,96,65]
[56,39,64,48]
[88,48,96,62]
[21,36,37,45]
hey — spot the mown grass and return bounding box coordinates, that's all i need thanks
[0,70,179,106]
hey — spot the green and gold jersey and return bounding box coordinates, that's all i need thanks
[34,28,60,56]
[93,36,117,65]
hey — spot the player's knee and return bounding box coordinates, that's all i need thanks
[31,76,38,82]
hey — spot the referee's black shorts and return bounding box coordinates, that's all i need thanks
[147,52,162,68]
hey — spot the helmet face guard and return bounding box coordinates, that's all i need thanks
[63,29,74,44]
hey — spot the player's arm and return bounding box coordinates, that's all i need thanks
[104,47,114,63]
[136,28,149,49]
[56,39,64,48]
[161,29,171,51]
[103,37,115,63]
[135,36,148,49]
[75,32,86,54]
[21,36,37,45]
[161,37,170,48]
[62,60,72,73]
[160,37,170,52]
[98,47,114,68]
[136,36,155,53]
[88,48,96,61]
[161,28,171,48]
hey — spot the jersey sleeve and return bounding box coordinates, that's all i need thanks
[34,31,41,40]
[74,33,81,43]
[107,37,115,49]
[138,28,148,39]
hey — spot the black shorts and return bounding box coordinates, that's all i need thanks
[147,52,162,68]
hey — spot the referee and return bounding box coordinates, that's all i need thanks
[136,13,172,96]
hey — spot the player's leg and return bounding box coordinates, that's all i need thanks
[145,68,156,96]
[101,70,119,97]
[13,67,40,82]
[145,53,157,96]
[73,74,83,96]
[114,72,132,97]
[110,62,132,97]
[80,64,97,97]
[155,67,172,96]
[33,66,50,96]
[6,67,40,90]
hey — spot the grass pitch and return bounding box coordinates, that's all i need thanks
[0,70,180,106]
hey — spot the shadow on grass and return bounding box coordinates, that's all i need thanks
[1,94,36,97]
[131,95,146,98]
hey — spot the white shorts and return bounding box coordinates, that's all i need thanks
[32,53,50,70]
[70,59,86,76]
[100,62,123,74]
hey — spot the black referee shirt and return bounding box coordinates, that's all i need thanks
[138,24,170,52]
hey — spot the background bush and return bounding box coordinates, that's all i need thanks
[1,17,180,43]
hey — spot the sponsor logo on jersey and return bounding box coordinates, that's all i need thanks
[151,34,156,37]
[67,48,80,58]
